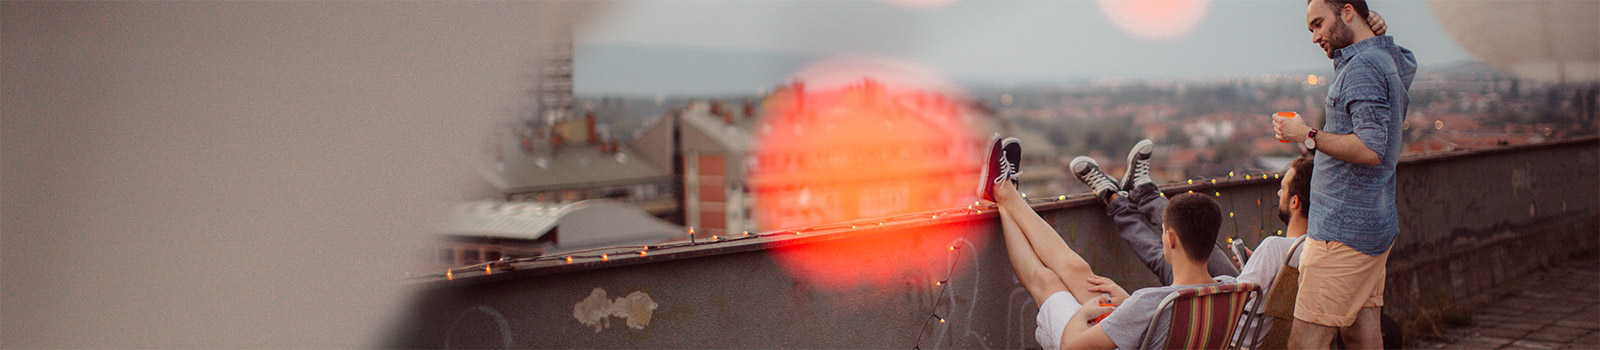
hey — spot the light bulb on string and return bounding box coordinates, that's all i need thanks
[446,269,453,281]
[601,254,609,261]
[565,256,573,264]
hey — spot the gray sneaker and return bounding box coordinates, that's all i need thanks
[1121,139,1155,191]
[1071,156,1122,203]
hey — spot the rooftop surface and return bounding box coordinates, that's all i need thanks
[1418,252,1599,349]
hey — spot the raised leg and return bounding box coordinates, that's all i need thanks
[993,180,1099,305]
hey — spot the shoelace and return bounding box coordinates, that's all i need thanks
[993,154,1018,184]
[1084,168,1117,192]
[1130,156,1151,183]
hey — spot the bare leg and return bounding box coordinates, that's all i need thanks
[998,206,1070,306]
[1338,307,1383,349]
[1288,319,1338,350]
[993,180,1099,305]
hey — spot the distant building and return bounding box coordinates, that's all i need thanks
[474,115,675,213]
[434,199,684,268]
[632,101,761,237]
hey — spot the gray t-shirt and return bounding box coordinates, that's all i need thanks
[1099,276,1239,350]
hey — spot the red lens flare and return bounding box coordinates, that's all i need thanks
[752,59,983,292]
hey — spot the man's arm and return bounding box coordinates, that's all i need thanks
[1274,61,1393,166]
[1062,324,1118,350]
[1275,123,1382,166]
[1061,296,1119,350]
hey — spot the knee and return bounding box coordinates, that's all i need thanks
[1062,257,1093,279]
[1027,268,1062,287]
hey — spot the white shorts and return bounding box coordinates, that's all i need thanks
[1034,291,1083,350]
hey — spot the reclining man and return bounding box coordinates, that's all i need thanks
[1068,139,1241,285]
[979,135,1234,350]
[1071,141,1318,347]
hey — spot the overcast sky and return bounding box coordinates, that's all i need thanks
[575,0,1475,95]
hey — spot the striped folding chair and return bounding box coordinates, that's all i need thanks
[1137,280,1264,350]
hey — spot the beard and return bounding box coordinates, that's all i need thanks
[1278,207,1292,224]
[1324,16,1357,58]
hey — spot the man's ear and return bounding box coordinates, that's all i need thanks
[1290,195,1303,212]
[1163,229,1179,250]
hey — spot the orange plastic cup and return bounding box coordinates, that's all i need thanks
[1273,112,1298,143]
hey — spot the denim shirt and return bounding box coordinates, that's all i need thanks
[1308,36,1416,256]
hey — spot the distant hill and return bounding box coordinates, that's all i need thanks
[575,44,818,97]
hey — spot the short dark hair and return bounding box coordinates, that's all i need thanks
[1313,0,1370,22]
[1288,154,1315,217]
[1163,193,1222,263]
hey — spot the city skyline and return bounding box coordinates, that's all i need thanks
[575,0,1475,96]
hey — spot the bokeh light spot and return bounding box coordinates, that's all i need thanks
[752,59,982,291]
[1097,0,1210,41]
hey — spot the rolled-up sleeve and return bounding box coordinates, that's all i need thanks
[1338,59,1391,161]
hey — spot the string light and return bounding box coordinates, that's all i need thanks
[1211,179,1217,184]
[938,317,946,324]
[640,250,648,257]
[711,235,719,241]
[1058,195,1067,201]
[1229,212,1235,217]
[446,269,453,281]
[1245,175,1251,180]
[485,265,492,274]
[1229,171,1235,177]
[601,254,609,261]
[935,281,943,286]
[1188,179,1194,184]
[742,231,750,236]
[565,256,573,264]
[1215,192,1221,197]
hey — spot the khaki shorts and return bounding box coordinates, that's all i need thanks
[1293,239,1390,327]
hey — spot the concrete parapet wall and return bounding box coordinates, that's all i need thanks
[386,137,1599,348]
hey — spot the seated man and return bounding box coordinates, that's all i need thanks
[978,135,1234,350]
[1072,143,1317,347]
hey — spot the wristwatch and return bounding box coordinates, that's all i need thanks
[1303,129,1319,150]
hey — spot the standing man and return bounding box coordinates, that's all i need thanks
[1273,0,1415,349]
